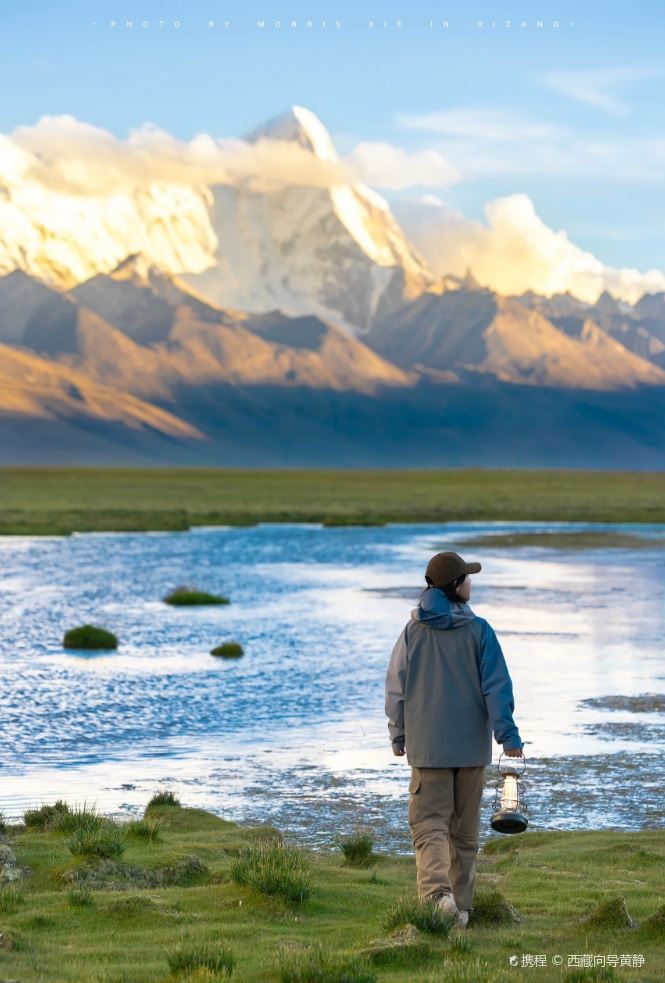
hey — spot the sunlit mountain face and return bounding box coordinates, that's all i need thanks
[1,106,664,466]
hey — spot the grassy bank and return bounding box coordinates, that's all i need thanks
[0,468,664,535]
[0,799,663,982]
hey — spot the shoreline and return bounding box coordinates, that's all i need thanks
[1,467,665,535]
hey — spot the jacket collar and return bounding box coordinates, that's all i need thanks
[411,586,477,629]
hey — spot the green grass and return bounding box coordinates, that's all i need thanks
[278,941,376,982]
[62,624,118,650]
[0,885,25,914]
[0,468,664,535]
[163,587,230,606]
[166,938,235,977]
[66,821,126,859]
[384,893,457,935]
[125,818,162,842]
[147,789,181,808]
[23,800,71,830]
[335,826,376,867]
[230,837,313,903]
[210,642,244,657]
[0,804,663,982]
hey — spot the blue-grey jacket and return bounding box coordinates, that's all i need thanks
[384,586,523,766]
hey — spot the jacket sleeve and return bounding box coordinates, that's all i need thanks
[477,620,523,750]
[384,625,408,749]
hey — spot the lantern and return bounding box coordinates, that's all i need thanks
[490,752,528,834]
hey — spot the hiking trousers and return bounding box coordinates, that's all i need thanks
[407,764,486,911]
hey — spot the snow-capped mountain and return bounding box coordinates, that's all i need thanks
[0,106,444,332]
[178,106,439,331]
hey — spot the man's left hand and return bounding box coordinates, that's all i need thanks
[393,745,406,756]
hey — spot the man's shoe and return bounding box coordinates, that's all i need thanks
[455,909,470,930]
[434,892,459,920]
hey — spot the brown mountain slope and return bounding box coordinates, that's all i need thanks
[0,267,415,398]
[364,289,665,390]
[0,344,203,439]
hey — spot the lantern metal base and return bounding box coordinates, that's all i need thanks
[490,809,528,834]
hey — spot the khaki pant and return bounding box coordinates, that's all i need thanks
[407,764,486,911]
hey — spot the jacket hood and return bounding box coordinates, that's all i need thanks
[411,586,477,629]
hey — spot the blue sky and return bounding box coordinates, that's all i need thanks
[1,0,664,271]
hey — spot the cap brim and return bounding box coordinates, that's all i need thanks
[465,561,482,573]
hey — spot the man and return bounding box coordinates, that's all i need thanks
[384,550,524,930]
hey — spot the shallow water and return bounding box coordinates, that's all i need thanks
[1,520,663,851]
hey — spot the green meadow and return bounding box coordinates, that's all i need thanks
[0,468,664,535]
[0,800,663,983]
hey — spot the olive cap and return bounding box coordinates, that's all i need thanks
[425,551,482,588]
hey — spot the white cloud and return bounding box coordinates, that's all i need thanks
[394,107,665,181]
[6,115,357,196]
[344,141,460,189]
[540,65,665,115]
[393,193,665,305]
[4,115,465,198]
[395,108,561,142]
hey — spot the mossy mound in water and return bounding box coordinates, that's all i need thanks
[63,624,118,649]
[579,894,636,929]
[163,587,230,606]
[210,642,244,658]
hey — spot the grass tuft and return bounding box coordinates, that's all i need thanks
[66,887,94,907]
[385,893,456,935]
[210,642,244,657]
[230,837,312,902]
[24,799,71,830]
[164,586,230,606]
[63,624,118,649]
[67,821,126,859]
[448,933,473,955]
[51,803,108,835]
[147,788,181,807]
[579,894,636,929]
[166,938,235,976]
[106,895,159,917]
[640,902,665,935]
[426,956,497,982]
[278,941,376,982]
[468,889,521,926]
[335,825,375,867]
[0,885,25,914]
[125,817,162,842]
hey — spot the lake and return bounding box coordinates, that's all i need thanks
[1,521,664,852]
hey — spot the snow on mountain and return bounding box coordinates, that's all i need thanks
[180,106,437,331]
[0,106,438,332]
[0,133,217,290]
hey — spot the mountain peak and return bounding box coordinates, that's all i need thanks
[246,105,338,161]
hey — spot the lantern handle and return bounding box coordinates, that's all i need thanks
[498,751,526,775]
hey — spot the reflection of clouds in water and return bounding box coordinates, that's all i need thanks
[0,521,663,837]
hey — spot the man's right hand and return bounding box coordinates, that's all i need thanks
[503,746,524,757]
